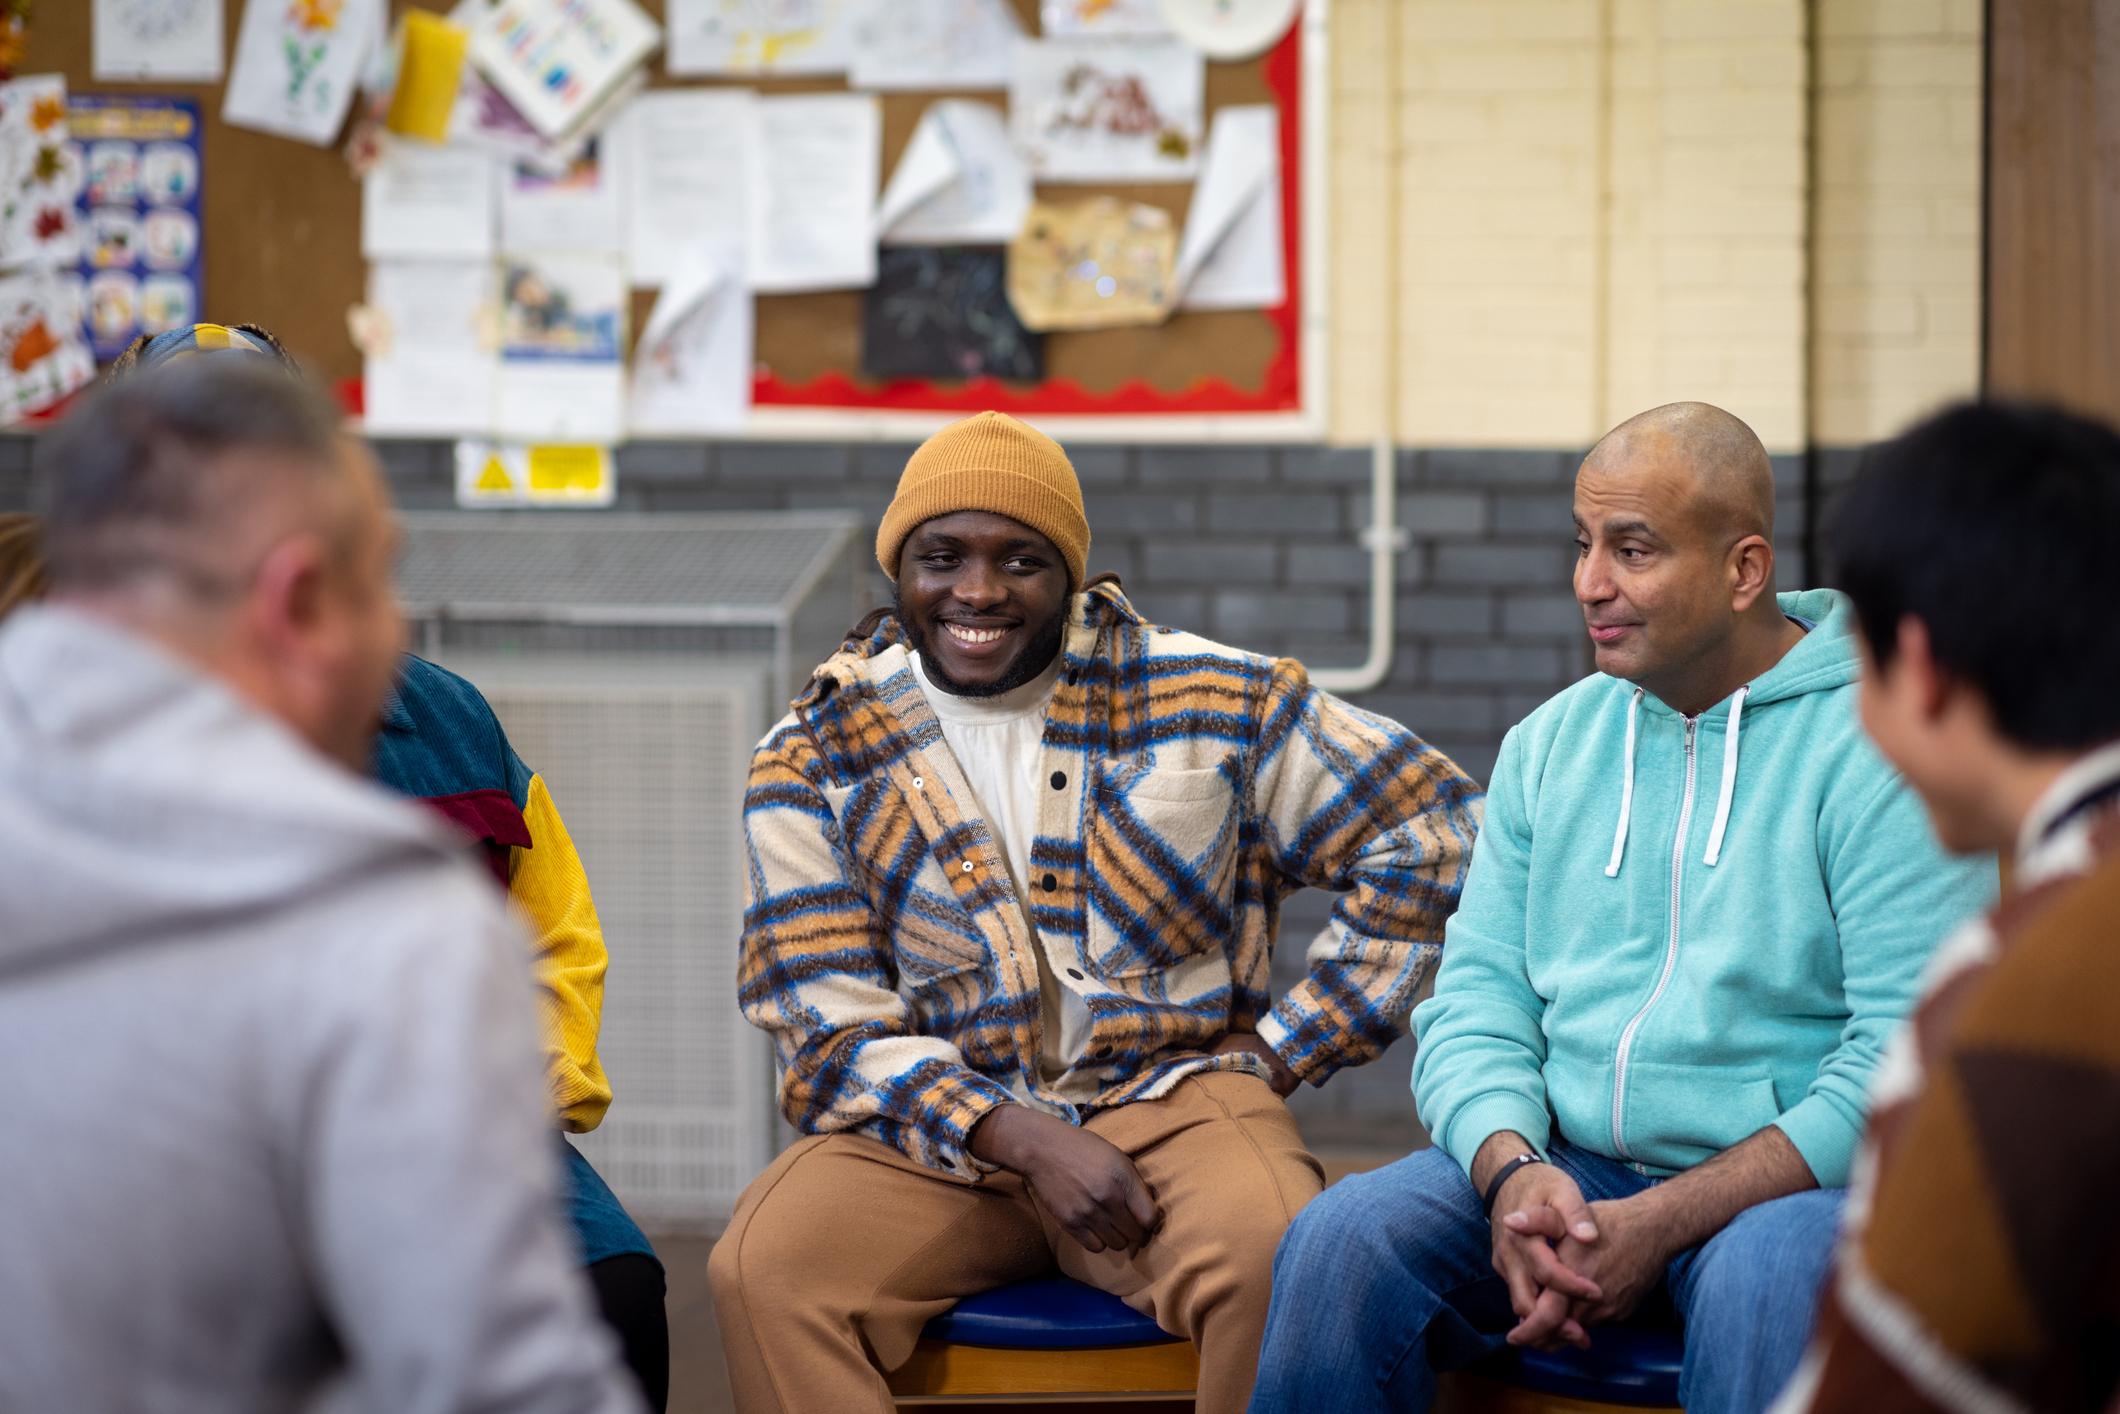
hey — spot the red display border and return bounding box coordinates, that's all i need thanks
[751,22,1304,417]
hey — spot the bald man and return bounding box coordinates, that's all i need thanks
[1250,404,1994,1414]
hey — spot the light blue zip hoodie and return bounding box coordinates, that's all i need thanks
[1411,589,1996,1188]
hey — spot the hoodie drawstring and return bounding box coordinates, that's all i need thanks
[1702,685,1748,867]
[1604,687,1643,878]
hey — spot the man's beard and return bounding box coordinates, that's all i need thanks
[897,587,1068,699]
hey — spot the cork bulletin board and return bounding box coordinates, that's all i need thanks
[23,0,1311,425]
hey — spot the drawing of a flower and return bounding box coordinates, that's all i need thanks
[33,145,63,183]
[28,93,64,133]
[288,0,344,32]
[32,207,66,241]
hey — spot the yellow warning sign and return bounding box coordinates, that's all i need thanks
[526,445,609,495]
[474,455,514,493]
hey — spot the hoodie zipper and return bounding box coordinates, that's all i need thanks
[1610,712,1697,1163]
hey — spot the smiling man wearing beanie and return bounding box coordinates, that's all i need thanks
[710,411,1483,1413]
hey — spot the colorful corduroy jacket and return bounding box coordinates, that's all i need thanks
[371,655,614,1133]
[739,582,1483,1178]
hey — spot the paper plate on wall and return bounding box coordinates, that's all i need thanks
[1157,0,1301,61]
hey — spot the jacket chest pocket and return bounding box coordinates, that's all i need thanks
[821,779,991,989]
[1084,756,1241,977]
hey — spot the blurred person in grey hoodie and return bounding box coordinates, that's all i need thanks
[0,359,644,1414]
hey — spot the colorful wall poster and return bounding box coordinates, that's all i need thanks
[69,94,204,361]
[0,76,85,273]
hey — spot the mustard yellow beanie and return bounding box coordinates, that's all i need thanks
[875,411,1091,586]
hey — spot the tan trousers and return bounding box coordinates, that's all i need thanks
[708,1071,1324,1414]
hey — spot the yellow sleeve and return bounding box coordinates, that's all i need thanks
[509,774,614,1133]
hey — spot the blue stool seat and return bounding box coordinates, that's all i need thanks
[922,1277,1179,1350]
[1470,1316,1684,1407]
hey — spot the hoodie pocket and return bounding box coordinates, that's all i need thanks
[821,779,990,987]
[1615,1061,1782,1170]
[1084,756,1241,977]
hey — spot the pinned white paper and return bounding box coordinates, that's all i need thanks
[94,0,225,83]
[1042,0,1169,36]
[748,93,879,293]
[223,0,381,146]
[493,252,628,443]
[1158,0,1301,61]
[668,0,855,76]
[629,246,752,435]
[361,137,497,260]
[1010,36,1203,183]
[1174,105,1285,311]
[499,140,624,254]
[362,259,497,437]
[848,0,1021,91]
[877,101,1028,248]
[613,89,754,289]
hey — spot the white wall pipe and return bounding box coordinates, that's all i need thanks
[1310,0,1401,697]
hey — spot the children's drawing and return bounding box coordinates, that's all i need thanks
[0,271,95,424]
[0,77,83,272]
[668,0,853,76]
[223,0,379,146]
[1010,37,1203,182]
[1039,0,1170,37]
[94,0,226,82]
[864,246,1043,383]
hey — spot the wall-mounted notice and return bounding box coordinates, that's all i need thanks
[667,0,854,77]
[848,0,1019,91]
[468,0,661,142]
[71,94,206,361]
[614,88,752,288]
[223,0,382,146]
[93,0,226,83]
[1010,36,1203,183]
[494,251,627,442]
[747,93,878,293]
[0,76,85,273]
[0,271,96,425]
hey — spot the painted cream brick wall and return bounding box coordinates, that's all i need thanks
[1323,0,1983,450]
[1603,0,1809,451]
[1391,0,1603,447]
[1810,0,1983,444]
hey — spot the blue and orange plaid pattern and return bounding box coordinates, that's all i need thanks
[740,582,1484,1177]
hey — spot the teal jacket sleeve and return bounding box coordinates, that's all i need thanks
[1773,766,1996,1186]
[1411,725,1554,1179]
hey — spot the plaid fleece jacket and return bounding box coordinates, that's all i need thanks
[739,582,1482,1178]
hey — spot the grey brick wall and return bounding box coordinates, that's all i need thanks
[0,429,1835,1152]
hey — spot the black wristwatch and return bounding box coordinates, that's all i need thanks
[1481,1151,1548,1219]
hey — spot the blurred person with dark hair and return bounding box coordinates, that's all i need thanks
[108,322,669,1410]
[0,359,642,1414]
[1776,402,2120,1413]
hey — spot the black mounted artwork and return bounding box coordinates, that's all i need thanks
[862,246,1045,384]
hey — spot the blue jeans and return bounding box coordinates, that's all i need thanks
[1249,1142,1843,1414]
